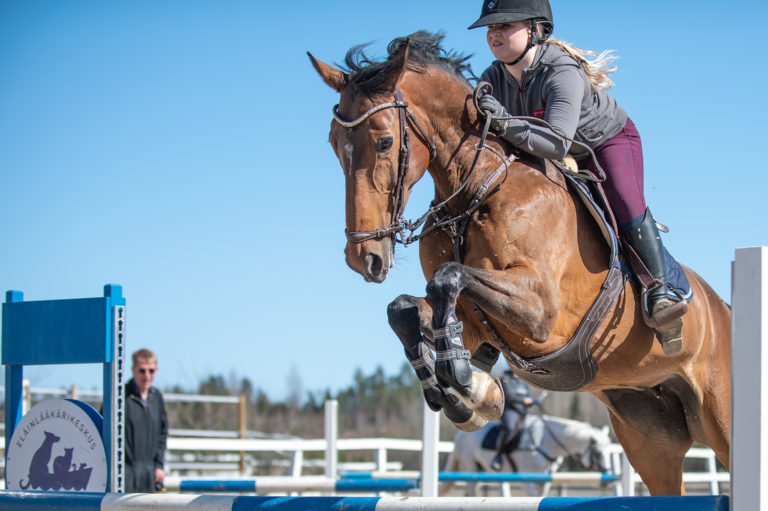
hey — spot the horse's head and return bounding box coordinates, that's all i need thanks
[582,424,612,473]
[309,32,473,282]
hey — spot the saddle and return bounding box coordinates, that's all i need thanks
[482,423,523,453]
[470,155,693,392]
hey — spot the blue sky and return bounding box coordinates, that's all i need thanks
[1,1,766,402]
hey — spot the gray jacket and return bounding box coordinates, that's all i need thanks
[125,379,168,492]
[480,43,627,160]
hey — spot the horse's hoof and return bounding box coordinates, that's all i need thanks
[475,375,505,421]
[452,411,487,432]
[457,371,504,421]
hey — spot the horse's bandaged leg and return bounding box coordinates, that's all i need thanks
[433,318,473,390]
[388,294,479,427]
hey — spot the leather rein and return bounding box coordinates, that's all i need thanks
[333,86,511,251]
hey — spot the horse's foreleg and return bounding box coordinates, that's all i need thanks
[424,264,506,427]
[427,261,559,424]
[387,294,480,428]
[388,293,501,431]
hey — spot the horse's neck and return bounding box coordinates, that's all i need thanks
[535,415,595,454]
[408,77,506,209]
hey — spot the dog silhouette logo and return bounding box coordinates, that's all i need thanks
[18,431,93,490]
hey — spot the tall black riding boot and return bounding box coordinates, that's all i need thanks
[621,209,686,355]
[490,430,510,471]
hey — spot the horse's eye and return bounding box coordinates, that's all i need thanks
[376,137,394,153]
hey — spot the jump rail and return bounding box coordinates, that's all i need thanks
[344,471,619,484]
[162,476,418,493]
[0,491,730,511]
[162,473,617,493]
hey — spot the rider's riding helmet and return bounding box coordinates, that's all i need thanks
[468,0,554,43]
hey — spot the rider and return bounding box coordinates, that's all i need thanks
[490,370,537,471]
[468,0,686,355]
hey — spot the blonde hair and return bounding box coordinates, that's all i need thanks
[544,38,618,91]
[132,348,157,366]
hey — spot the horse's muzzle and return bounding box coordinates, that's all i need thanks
[345,240,393,283]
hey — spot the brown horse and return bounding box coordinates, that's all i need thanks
[309,31,730,496]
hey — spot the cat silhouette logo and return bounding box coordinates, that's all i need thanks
[5,399,107,491]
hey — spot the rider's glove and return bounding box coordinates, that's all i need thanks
[478,94,509,136]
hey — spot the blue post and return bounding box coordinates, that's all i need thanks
[3,291,24,454]
[1,285,126,491]
[102,284,126,492]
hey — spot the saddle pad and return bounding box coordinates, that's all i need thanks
[664,248,693,302]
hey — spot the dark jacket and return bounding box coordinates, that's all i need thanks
[125,379,168,493]
[481,43,627,160]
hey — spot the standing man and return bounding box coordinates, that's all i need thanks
[125,348,168,492]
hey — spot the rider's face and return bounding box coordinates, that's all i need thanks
[486,22,530,62]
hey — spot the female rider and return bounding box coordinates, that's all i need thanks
[469,0,686,354]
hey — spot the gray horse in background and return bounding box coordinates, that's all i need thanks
[441,414,613,497]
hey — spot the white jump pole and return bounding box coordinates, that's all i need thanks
[421,400,440,497]
[324,399,338,479]
[732,246,768,511]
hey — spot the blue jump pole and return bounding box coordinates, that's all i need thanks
[0,491,731,511]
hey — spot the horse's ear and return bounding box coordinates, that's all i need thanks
[601,425,610,437]
[380,38,410,93]
[308,52,348,92]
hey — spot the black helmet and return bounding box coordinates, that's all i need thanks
[468,0,554,36]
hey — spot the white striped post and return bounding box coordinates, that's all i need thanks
[732,247,768,511]
[325,399,338,480]
[420,400,440,497]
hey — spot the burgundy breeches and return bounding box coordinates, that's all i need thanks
[580,117,646,228]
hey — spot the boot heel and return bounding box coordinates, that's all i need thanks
[643,296,688,329]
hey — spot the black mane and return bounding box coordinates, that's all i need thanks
[340,31,475,95]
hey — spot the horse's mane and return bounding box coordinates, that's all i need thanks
[340,30,475,95]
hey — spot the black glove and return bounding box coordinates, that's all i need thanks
[478,94,509,135]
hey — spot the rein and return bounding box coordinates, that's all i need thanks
[333,87,511,248]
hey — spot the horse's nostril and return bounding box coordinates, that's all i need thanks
[365,253,383,277]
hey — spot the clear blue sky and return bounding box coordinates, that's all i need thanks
[1,1,766,402]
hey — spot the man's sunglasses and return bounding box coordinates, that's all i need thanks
[138,368,156,375]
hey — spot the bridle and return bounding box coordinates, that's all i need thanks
[332,86,512,252]
[333,89,435,245]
